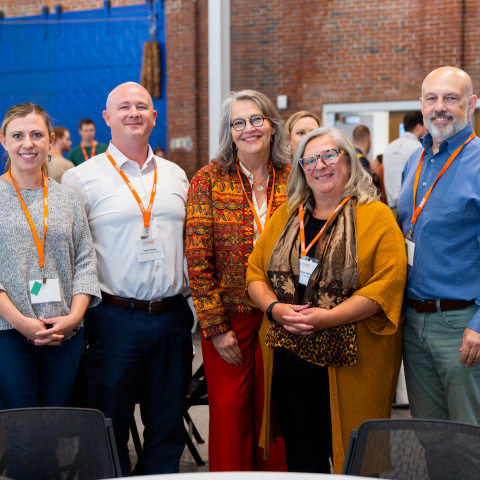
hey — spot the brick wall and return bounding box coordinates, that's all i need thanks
[3,0,480,176]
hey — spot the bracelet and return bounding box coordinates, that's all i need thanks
[266,301,280,322]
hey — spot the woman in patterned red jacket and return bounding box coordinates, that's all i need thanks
[186,90,290,471]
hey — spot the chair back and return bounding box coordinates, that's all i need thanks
[0,407,121,479]
[342,418,480,479]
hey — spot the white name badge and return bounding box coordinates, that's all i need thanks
[135,237,164,263]
[405,238,415,267]
[299,256,319,286]
[29,279,62,304]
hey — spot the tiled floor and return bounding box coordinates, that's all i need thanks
[127,331,411,474]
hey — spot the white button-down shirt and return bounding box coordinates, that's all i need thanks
[239,161,268,244]
[62,142,189,300]
[383,132,422,208]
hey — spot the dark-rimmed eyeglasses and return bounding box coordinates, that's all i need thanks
[298,149,345,171]
[230,115,267,131]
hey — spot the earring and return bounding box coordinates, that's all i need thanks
[231,141,238,151]
[287,145,291,149]
[271,134,276,143]
[48,154,52,163]
[5,152,9,160]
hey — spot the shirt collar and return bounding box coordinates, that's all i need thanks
[238,161,254,181]
[107,141,154,170]
[420,122,473,155]
[401,132,419,141]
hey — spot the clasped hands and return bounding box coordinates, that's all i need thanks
[19,314,80,346]
[271,303,331,335]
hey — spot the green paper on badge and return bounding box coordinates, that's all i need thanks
[30,281,42,296]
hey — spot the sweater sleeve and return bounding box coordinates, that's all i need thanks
[69,190,102,307]
[185,171,230,338]
[353,203,407,335]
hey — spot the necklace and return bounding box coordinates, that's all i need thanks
[252,173,268,191]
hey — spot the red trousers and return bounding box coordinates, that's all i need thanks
[201,310,287,472]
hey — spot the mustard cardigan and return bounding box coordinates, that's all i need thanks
[246,200,407,474]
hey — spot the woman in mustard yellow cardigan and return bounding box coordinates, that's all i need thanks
[247,126,407,474]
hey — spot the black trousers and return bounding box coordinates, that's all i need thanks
[272,347,332,474]
[85,296,194,476]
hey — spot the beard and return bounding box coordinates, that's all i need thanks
[424,104,469,144]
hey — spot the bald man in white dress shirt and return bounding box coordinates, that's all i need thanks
[62,83,193,476]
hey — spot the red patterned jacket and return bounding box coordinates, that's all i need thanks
[186,160,290,338]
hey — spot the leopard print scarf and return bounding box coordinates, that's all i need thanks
[265,197,358,366]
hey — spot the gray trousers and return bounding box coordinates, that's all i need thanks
[404,303,480,424]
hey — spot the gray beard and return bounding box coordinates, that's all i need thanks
[425,107,469,144]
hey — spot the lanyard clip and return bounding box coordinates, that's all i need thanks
[141,228,149,240]
[406,225,414,239]
[42,268,47,284]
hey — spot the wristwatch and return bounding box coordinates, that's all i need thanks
[266,301,280,322]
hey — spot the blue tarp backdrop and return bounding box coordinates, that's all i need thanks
[0,1,166,172]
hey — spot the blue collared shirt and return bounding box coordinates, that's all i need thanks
[397,123,480,333]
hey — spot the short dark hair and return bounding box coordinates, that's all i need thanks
[403,112,423,133]
[79,118,95,129]
[53,126,68,139]
[352,125,370,143]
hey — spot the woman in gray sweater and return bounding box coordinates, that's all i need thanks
[0,103,101,409]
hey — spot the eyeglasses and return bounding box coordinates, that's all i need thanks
[298,149,344,171]
[230,115,267,131]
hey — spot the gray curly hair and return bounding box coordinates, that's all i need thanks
[213,90,291,171]
[288,126,379,214]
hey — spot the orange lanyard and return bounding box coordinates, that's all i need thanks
[49,150,62,157]
[299,196,352,257]
[81,141,96,161]
[106,149,157,238]
[407,131,476,238]
[8,169,49,283]
[236,159,276,235]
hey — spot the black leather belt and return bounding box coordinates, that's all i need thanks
[101,291,181,315]
[405,297,476,314]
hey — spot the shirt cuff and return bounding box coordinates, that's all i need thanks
[467,307,480,334]
[202,322,230,339]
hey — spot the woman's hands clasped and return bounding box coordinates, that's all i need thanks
[279,305,331,336]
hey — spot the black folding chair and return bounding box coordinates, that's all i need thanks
[342,418,480,479]
[0,407,121,480]
[183,363,208,466]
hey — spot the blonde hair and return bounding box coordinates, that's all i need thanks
[287,126,379,214]
[1,103,52,176]
[214,90,291,171]
[285,111,321,137]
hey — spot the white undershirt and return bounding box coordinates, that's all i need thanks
[239,161,269,244]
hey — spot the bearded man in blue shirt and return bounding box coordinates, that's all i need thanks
[398,67,480,429]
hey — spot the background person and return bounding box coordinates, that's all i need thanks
[397,67,480,476]
[153,146,166,158]
[285,110,321,154]
[49,126,74,182]
[247,126,406,474]
[0,103,100,410]
[67,119,108,166]
[186,90,290,472]
[63,83,193,476]
[384,111,426,210]
[352,124,371,171]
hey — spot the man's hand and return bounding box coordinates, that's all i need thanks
[459,327,480,367]
[212,330,244,366]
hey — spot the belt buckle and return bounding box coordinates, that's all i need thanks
[149,299,163,314]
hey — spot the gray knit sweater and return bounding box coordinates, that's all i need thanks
[0,178,101,338]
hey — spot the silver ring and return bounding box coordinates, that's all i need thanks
[476,353,480,357]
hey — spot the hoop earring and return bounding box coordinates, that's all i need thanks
[231,141,238,151]
[271,134,276,143]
